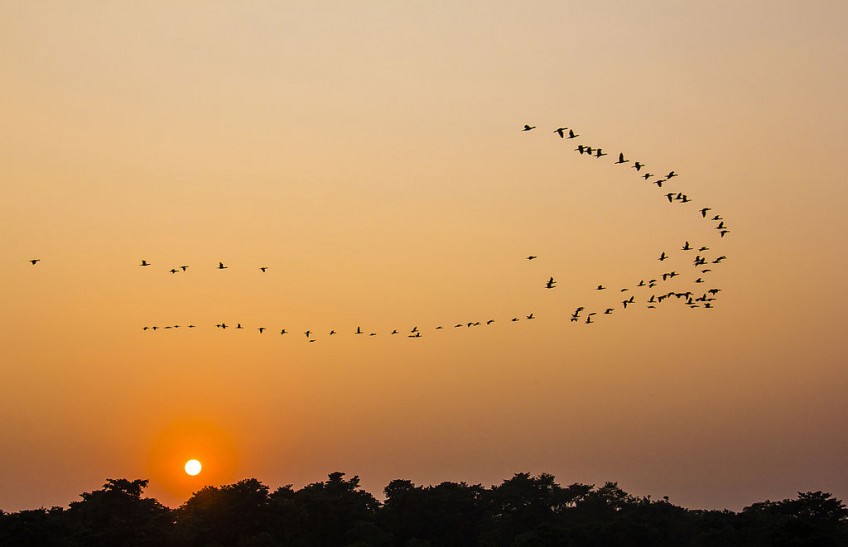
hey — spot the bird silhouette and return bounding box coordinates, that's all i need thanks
[632,162,644,171]
[140,260,150,267]
[280,329,287,335]
[615,153,629,164]
[545,277,556,289]
[527,255,537,260]
[595,148,607,158]
[30,259,40,265]
[180,265,188,271]
[667,171,678,179]
[169,268,179,274]
[218,262,228,269]
[700,208,711,218]
[259,266,268,272]
[526,313,535,320]
[567,129,579,139]
[523,124,536,131]
[555,127,567,138]
[258,327,266,333]
[305,330,311,338]
[659,251,668,261]
[596,285,606,290]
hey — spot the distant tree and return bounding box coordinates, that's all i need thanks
[290,472,382,546]
[174,478,271,547]
[64,478,170,547]
[0,507,70,547]
[382,480,485,546]
[741,491,848,546]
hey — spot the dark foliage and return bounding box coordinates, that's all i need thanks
[1,473,846,547]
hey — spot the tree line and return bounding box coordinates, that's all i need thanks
[1,472,846,546]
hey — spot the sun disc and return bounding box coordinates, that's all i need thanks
[184,459,202,476]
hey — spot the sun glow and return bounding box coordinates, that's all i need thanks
[184,459,202,476]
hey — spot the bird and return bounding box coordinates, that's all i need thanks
[140,260,150,267]
[595,148,607,158]
[555,127,567,138]
[258,327,266,334]
[217,262,228,270]
[486,319,495,325]
[643,173,654,180]
[527,255,538,260]
[653,179,666,188]
[329,330,336,335]
[304,330,311,338]
[585,146,594,155]
[259,266,268,272]
[700,208,711,218]
[180,265,189,271]
[615,152,629,164]
[720,230,730,238]
[391,329,398,334]
[523,124,536,131]
[567,129,579,139]
[632,162,644,171]
[526,313,535,320]
[596,284,606,290]
[575,145,585,155]
[236,323,243,329]
[659,251,668,261]
[665,193,675,203]
[280,329,287,335]
[604,308,614,314]
[29,259,40,265]
[682,241,692,251]
[545,277,556,289]
[169,268,179,274]
[667,171,678,179]
[355,326,363,335]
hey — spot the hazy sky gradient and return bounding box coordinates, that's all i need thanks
[1,1,846,511]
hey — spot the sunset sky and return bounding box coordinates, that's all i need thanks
[1,1,847,511]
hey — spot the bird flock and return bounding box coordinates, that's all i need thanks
[27,124,730,343]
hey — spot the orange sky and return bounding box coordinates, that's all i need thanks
[1,1,847,511]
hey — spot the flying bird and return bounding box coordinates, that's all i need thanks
[545,277,556,289]
[523,124,536,131]
[615,153,629,164]
[595,148,607,158]
[259,266,268,272]
[140,260,150,267]
[555,127,567,138]
[632,162,644,171]
[527,255,538,260]
[567,129,579,139]
[30,259,40,265]
[217,262,228,270]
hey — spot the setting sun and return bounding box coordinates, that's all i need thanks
[184,459,202,477]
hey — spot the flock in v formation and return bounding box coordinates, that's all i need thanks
[27,124,730,343]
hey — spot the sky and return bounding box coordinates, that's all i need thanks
[1,1,847,512]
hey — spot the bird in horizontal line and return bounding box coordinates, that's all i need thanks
[585,146,594,155]
[615,152,629,164]
[713,256,726,263]
[545,277,556,289]
[699,246,710,251]
[180,265,188,271]
[596,284,605,290]
[169,268,179,274]
[555,127,567,137]
[435,326,443,329]
[712,215,723,221]
[391,329,398,334]
[30,259,40,265]
[236,323,243,329]
[258,327,266,334]
[654,179,666,188]
[217,262,227,269]
[187,325,195,328]
[604,308,614,314]
[643,173,654,180]
[523,124,536,131]
[526,313,535,320]
[720,230,730,237]
[667,171,678,179]
[409,332,421,338]
[527,255,537,260]
[682,241,692,251]
[659,251,668,261]
[567,129,579,138]
[512,317,519,322]
[140,260,150,266]
[632,162,644,171]
[700,208,711,217]
[595,148,607,158]
[487,319,495,325]
[665,193,675,203]
[575,145,585,154]
[620,288,629,292]
[637,280,646,287]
